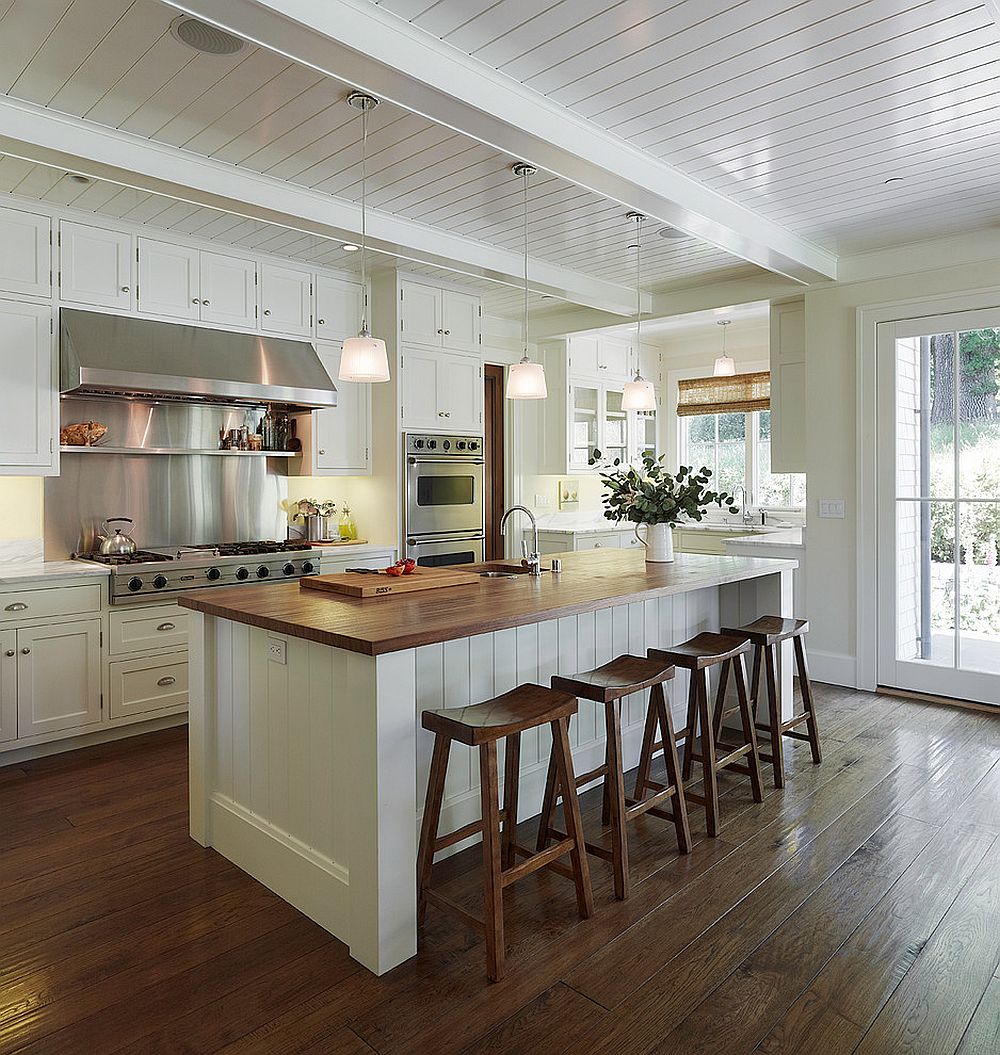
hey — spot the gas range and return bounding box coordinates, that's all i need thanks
[74,541,320,604]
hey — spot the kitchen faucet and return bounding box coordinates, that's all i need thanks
[734,485,754,526]
[499,505,541,576]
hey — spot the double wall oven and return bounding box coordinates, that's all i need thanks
[404,433,484,566]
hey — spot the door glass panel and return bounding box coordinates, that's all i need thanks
[571,386,599,463]
[604,388,628,463]
[896,499,955,667]
[959,500,1000,673]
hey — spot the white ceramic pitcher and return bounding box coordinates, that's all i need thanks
[633,522,675,563]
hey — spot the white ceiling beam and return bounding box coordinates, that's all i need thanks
[0,96,644,316]
[160,0,838,285]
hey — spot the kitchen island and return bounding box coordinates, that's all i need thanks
[179,549,796,975]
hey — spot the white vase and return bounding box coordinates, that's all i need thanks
[634,522,675,563]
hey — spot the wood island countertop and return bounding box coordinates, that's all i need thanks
[177,549,797,656]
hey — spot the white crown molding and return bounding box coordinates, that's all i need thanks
[159,0,839,285]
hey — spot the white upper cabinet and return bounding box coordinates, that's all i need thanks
[569,333,631,382]
[200,252,257,329]
[137,239,200,320]
[400,281,481,352]
[316,275,364,341]
[569,334,600,377]
[0,299,55,474]
[441,289,480,350]
[770,299,806,474]
[0,207,50,298]
[314,342,370,474]
[401,347,482,433]
[59,222,132,310]
[261,263,312,336]
[601,337,631,379]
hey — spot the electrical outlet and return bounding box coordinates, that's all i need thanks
[534,493,551,508]
[267,637,287,664]
[818,499,846,519]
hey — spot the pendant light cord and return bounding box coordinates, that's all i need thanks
[634,214,642,378]
[360,102,369,334]
[522,165,529,361]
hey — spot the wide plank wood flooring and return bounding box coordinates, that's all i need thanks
[1,684,998,1054]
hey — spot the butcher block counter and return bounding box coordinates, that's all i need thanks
[180,549,796,976]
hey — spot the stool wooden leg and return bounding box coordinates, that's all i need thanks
[551,716,594,919]
[712,658,730,740]
[652,682,692,854]
[535,745,559,851]
[416,733,450,926]
[603,701,629,900]
[632,689,660,801]
[697,669,720,837]
[764,643,785,788]
[794,635,823,765]
[501,732,521,869]
[734,654,765,803]
[749,644,764,724]
[478,741,505,982]
[601,736,612,827]
[682,673,699,782]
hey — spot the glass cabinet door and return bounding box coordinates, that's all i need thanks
[637,408,657,461]
[603,387,629,465]
[570,384,600,467]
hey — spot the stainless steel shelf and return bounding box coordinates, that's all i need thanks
[60,446,299,457]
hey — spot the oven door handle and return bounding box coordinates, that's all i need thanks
[407,457,484,466]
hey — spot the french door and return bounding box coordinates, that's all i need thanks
[877,309,1000,706]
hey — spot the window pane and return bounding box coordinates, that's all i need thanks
[896,499,955,667]
[716,413,745,495]
[756,410,806,509]
[957,328,1000,502]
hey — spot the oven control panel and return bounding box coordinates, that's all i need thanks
[405,433,482,456]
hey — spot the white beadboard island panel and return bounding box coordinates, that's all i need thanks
[186,562,792,976]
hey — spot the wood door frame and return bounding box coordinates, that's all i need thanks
[483,364,505,561]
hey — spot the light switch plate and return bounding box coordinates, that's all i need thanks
[267,637,287,664]
[818,499,846,519]
[534,493,551,508]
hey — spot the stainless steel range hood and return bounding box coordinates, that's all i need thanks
[60,308,336,409]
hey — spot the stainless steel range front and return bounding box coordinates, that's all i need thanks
[403,432,484,567]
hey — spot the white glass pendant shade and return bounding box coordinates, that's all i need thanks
[622,375,656,411]
[507,358,547,399]
[339,333,390,382]
[713,354,737,376]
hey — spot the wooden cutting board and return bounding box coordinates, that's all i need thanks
[300,566,481,598]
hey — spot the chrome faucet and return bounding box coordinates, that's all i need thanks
[499,505,541,576]
[734,485,753,526]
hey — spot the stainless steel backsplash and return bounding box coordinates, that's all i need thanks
[45,399,288,557]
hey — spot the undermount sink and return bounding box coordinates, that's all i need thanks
[479,570,519,578]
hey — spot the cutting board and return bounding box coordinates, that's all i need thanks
[300,566,480,598]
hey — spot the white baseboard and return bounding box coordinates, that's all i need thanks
[0,712,187,766]
[808,649,858,688]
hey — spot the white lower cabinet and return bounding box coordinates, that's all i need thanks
[108,651,188,719]
[108,603,189,655]
[0,629,15,744]
[14,618,102,737]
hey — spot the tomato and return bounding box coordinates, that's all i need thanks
[384,564,404,577]
[402,558,417,574]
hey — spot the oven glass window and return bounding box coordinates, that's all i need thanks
[416,476,475,507]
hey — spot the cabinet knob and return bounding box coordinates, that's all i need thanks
[594,543,602,548]
[156,622,175,632]
[318,449,325,455]
[192,298,200,304]
[318,318,325,325]
[157,675,176,687]
[121,286,130,293]
[4,650,13,658]
[4,602,27,612]
[263,309,271,316]
[202,299,210,306]
[437,328,444,334]
[438,412,446,417]
[444,329,451,335]
[21,647,30,655]
[445,412,451,417]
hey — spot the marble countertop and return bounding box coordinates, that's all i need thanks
[721,527,804,549]
[532,515,799,537]
[0,558,111,586]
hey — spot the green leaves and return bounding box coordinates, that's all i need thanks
[600,452,736,527]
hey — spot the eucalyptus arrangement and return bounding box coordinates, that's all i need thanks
[597,450,739,563]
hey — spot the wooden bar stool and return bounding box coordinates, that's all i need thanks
[417,684,593,982]
[721,616,822,788]
[537,656,691,902]
[648,633,764,837]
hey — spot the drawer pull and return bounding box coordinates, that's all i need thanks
[4,602,28,612]
[156,622,176,632]
[157,675,176,687]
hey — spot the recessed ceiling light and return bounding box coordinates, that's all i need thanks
[67,173,91,185]
[884,177,904,186]
[341,243,360,252]
[170,15,246,56]
[658,225,689,240]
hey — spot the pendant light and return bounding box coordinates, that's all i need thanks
[339,92,390,384]
[621,211,656,411]
[713,319,736,376]
[506,162,547,400]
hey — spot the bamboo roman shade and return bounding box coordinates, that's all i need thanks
[676,370,771,416]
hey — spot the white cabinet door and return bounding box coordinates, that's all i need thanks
[0,207,50,297]
[0,300,54,472]
[601,337,631,380]
[260,263,312,336]
[199,251,256,329]
[438,353,482,433]
[441,289,480,351]
[314,342,370,474]
[401,347,441,430]
[137,238,200,320]
[316,275,363,341]
[0,630,15,743]
[60,222,132,310]
[569,334,600,377]
[400,282,441,347]
[16,619,102,736]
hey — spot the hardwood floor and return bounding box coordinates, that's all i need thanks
[1,685,998,1054]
